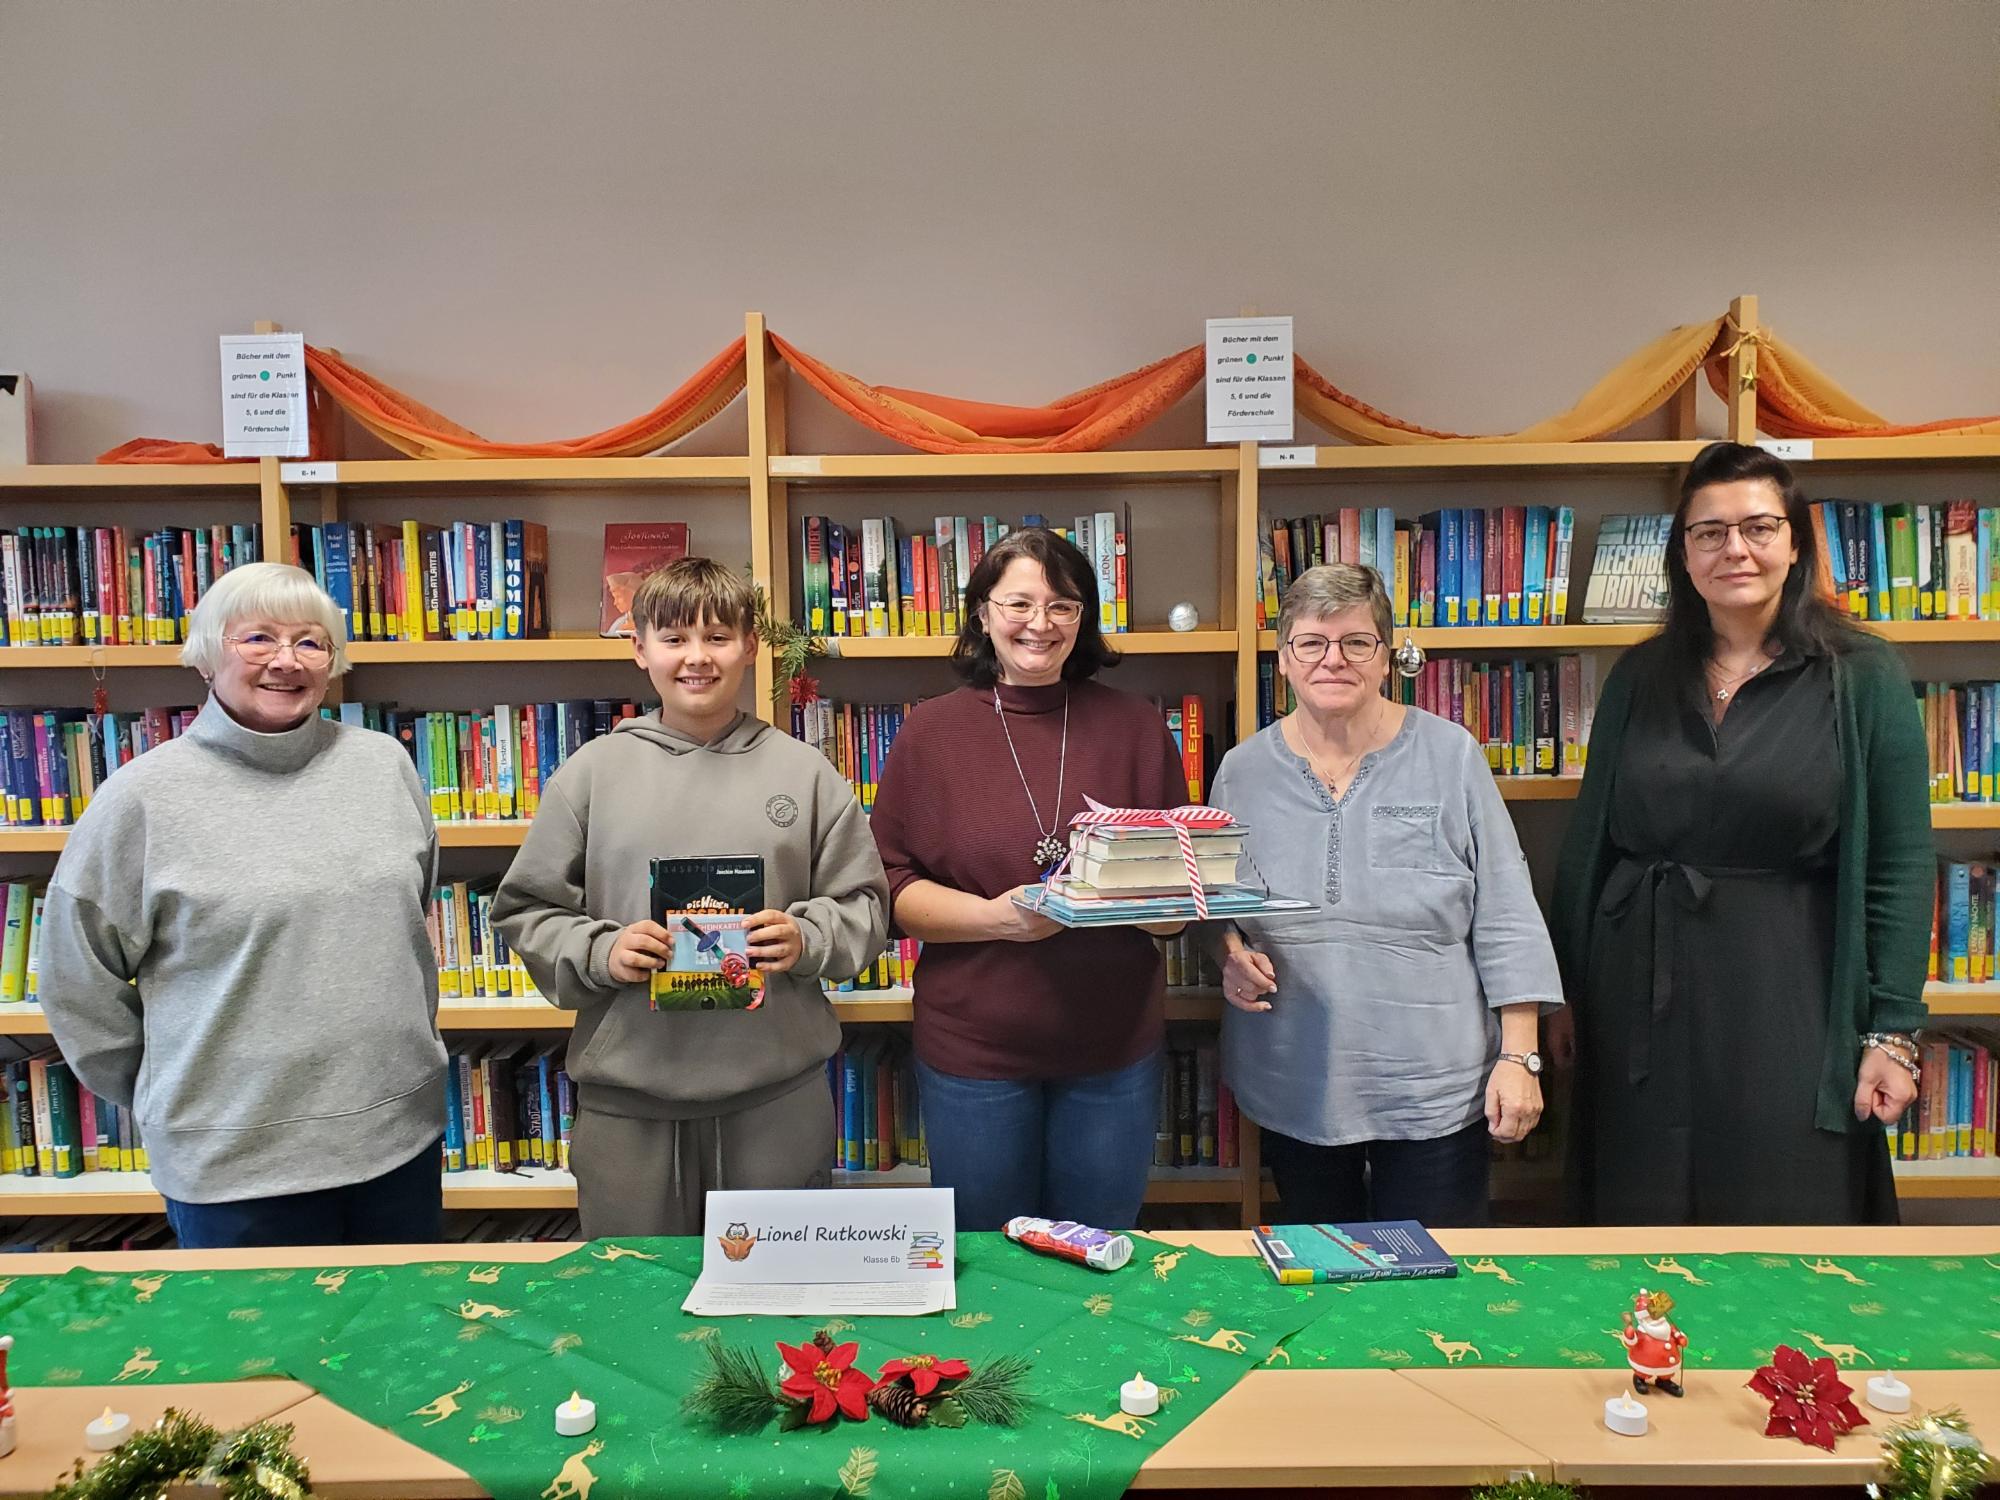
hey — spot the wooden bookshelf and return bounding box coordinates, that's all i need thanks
[7,304,2000,1235]
[0,1165,1261,1214]
[0,988,1227,1033]
[1923,984,2000,1017]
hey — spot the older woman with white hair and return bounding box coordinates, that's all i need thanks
[37,562,446,1247]
[1208,563,1563,1228]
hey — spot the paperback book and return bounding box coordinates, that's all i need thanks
[601,522,692,637]
[649,856,766,1011]
[1250,1221,1458,1284]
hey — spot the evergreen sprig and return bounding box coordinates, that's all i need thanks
[1873,1408,1992,1500]
[48,1409,312,1500]
[943,1353,1033,1427]
[682,1339,786,1433]
[1468,1481,1582,1500]
[750,583,827,702]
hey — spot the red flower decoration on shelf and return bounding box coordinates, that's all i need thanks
[877,1353,972,1398]
[778,1339,874,1424]
[1746,1344,1868,1450]
[789,672,821,708]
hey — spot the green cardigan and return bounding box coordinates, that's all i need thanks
[1550,633,1934,1134]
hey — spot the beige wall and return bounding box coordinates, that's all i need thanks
[2,0,1995,461]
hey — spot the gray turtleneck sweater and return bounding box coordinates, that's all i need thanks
[36,701,446,1204]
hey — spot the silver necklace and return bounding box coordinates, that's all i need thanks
[994,685,1069,871]
[1704,656,1770,702]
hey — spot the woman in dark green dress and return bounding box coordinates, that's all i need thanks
[1551,442,1932,1224]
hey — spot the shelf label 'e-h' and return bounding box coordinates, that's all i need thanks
[219,333,310,458]
[1206,316,1294,445]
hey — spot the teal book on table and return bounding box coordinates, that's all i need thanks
[1250,1221,1457,1284]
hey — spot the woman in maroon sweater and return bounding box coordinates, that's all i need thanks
[870,529,1186,1230]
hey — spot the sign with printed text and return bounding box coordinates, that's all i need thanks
[1206,315,1294,443]
[682,1188,956,1317]
[219,333,309,457]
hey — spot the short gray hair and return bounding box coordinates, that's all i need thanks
[1276,563,1393,650]
[181,561,351,678]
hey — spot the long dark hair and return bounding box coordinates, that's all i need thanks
[1657,441,1858,685]
[951,527,1121,688]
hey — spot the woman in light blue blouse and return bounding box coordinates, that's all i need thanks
[1210,564,1563,1227]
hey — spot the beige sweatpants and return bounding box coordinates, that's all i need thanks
[572,1072,834,1238]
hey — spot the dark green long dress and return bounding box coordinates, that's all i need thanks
[1579,647,1899,1224]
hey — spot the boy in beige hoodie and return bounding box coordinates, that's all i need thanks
[494,559,888,1236]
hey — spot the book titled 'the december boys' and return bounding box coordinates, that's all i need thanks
[1250,1221,1458,1284]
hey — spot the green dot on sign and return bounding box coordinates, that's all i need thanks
[260,370,271,380]
[1245,353,1257,364]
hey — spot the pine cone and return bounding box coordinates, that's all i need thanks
[811,1330,836,1354]
[867,1380,928,1427]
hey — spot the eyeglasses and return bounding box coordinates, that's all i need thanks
[984,596,1086,627]
[1683,515,1789,552]
[226,632,333,667]
[1285,632,1383,665]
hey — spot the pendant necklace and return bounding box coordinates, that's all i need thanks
[995,685,1070,871]
[1705,656,1770,703]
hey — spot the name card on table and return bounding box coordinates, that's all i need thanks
[682,1188,956,1317]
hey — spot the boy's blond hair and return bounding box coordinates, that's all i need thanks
[631,557,757,636]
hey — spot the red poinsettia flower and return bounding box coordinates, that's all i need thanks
[778,1339,873,1424]
[877,1352,973,1398]
[1746,1344,1868,1451]
[789,673,821,708]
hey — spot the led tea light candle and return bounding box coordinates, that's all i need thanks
[1119,1372,1159,1418]
[554,1390,597,1437]
[85,1407,132,1452]
[1603,1392,1649,1437]
[1865,1372,1912,1414]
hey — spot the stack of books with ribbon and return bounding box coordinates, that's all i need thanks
[1014,798,1315,927]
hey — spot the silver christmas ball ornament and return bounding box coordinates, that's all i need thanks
[1167,602,1200,632]
[1393,635,1426,679]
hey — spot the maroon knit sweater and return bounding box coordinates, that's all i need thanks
[870,678,1187,1080]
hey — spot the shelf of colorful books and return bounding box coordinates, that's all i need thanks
[1891,1160,2000,1199]
[1922,984,2000,1017]
[344,634,636,665]
[828,629,1238,659]
[279,457,754,488]
[1253,626,1656,652]
[1931,804,2000,830]
[768,451,1236,484]
[0,465,262,493]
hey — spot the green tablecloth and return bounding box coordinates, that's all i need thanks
[0,1236,1313,1500]
[1,1241,1990,1497]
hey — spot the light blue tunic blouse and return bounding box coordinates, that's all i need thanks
[1209,708,1563,1147]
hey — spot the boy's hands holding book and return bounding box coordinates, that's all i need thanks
[746,909,804,973]
[608,920,673,984]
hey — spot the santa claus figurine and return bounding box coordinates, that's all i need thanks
[1620,1288,1688,1397]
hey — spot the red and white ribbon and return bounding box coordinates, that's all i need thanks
[1065,795,1235,918]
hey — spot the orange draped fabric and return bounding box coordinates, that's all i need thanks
[299,340,747,460]
[768,334,1204,454]
[97,438,245,464]
[1703,327,2000,440]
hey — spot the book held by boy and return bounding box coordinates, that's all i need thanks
[1250,1221,1458,1283]
[649,856,766,1011]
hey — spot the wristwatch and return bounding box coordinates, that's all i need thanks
[1497,1051,1543,1076]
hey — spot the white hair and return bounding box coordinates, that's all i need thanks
[180,561,350,678]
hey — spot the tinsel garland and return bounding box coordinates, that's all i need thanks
[47,1410,311,1500]
[1869,1408,1992,1500]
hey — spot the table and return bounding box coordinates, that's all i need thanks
[8,1226,1997,1495]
